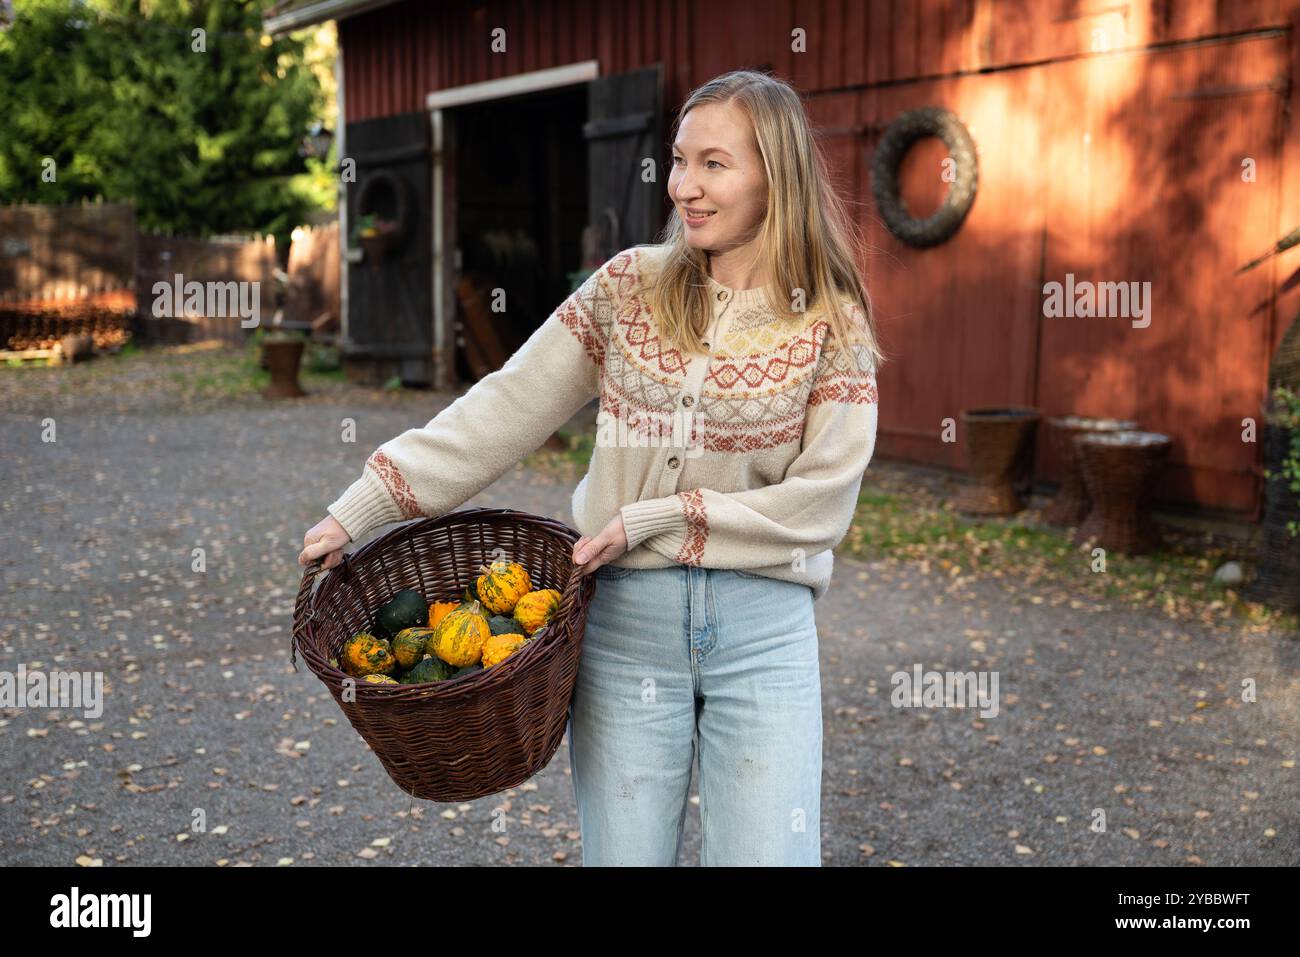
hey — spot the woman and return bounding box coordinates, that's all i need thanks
[300,69,886,866]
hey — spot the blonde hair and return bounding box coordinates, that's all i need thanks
[645,69,887,372]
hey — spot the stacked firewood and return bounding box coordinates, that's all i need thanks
[1,300,134,352]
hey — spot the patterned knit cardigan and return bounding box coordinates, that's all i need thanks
[328,243,879,600]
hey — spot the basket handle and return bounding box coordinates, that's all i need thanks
[293,552,351,671]
[558,556,584,618]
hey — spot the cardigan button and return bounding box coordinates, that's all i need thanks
[681,394,694,407]
[701,340,710,349]
[716,290,729,301]
[667,456,680,469]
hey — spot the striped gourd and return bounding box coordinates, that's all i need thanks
[432,600,491,666]
[475,560,532,615]
[391,627,436,669]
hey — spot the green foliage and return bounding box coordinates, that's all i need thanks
[0,0,332,240]
[1262,385,1300,537]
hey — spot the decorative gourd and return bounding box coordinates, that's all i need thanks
[399,656,455,684]
[481,632,527,668]
[513,589,561,636]
[451,663,483,679]
[432,600,491,666]
[427,601,459,630]
[487,614,522,636]
[373,589,428,639]
[362,673,398,684]
[461,581,481,604]
[474,560,532,615]
[391,627,436,669]
[341,632,398,677]
[452,599,489,619]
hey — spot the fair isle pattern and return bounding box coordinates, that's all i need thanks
[709,311,820,390]
[675,489,708,565]
[596,250,848,455]
[809,333,880,406]
[616,292,690,377]
[556,249,648,366]
[562,246,875,455]
[599,392,682,442]
[365,450,421,519]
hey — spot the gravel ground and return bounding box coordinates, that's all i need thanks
[1,347,1296,866]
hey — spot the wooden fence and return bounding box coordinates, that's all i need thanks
[281,221,340,331]
[0,202,341,349]
[135,232,277,345]
[0,201,136,301]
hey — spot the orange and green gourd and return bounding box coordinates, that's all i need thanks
[432,600,492,666]
[391,627,436,669]
[427,600,459,630]
[362,673,398,684]
[341,632,398,678]
[482,632,527,668]
[513,589,561,636]
[475,560,532,615]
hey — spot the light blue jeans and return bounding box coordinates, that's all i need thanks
[565,563,823,866]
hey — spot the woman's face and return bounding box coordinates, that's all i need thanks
[669,101,768,253]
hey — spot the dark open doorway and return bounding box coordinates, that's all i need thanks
[452,85,588,382]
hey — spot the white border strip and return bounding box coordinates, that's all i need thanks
[425,60,598,111]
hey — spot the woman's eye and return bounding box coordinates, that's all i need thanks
[672,157,723,169]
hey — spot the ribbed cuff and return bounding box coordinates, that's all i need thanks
[619,496,687,551]
[326,469,405,543]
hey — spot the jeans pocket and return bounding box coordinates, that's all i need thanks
[731,568,769,580]
[594,563,635,581]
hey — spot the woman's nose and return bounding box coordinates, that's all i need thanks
[674,175,703,203]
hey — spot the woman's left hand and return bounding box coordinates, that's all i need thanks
[572,513,629,576]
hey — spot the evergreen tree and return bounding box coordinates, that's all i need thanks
[0,0,329,239]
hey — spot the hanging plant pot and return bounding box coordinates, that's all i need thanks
[351,169,413,271]
[358,232,394,269]
[953,407,1041,515]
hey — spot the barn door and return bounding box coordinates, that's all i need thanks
[584,65,664,261]
[344,112,433,385]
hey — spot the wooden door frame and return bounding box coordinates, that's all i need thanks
[425,60,600,389]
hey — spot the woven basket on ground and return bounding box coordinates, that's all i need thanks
[1042,416,1139,527]
[954,407,1041,515]
[1073,430,1171,554]
[291,507,596,802]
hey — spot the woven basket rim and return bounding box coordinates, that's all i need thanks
[291,507,584,699]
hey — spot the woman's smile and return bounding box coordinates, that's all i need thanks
[682,206,716,227]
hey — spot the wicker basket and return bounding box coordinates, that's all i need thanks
[1042,416,1139,527]
[953,407,1041,515]
[1072,430,1171,554]
[291,507,596,802]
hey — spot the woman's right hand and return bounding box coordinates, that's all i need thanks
[299,515,352,570]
